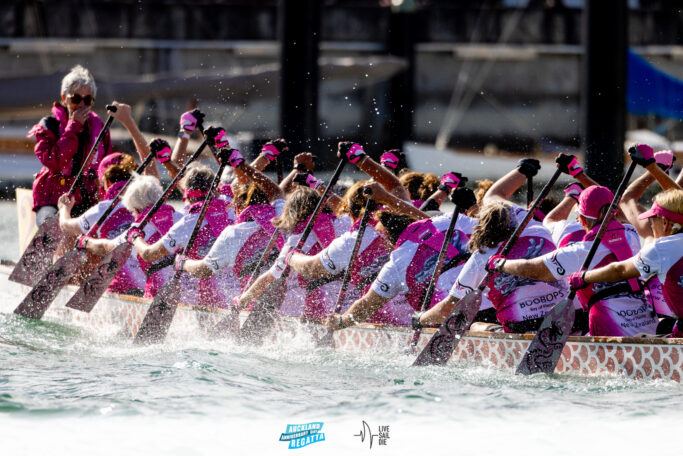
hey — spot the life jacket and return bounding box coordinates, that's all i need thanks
[294,212,339,319]
[218,184,234,201]
[393,218,469,311]
[185,198,233,259]
[348,220,392,295]
[576,220,641,309]
[485,233,559,329]
[135,204,176,272]
[134,203,176,298]
[97,181,133,239]
[233,203,284,290]
[663,257,683,316]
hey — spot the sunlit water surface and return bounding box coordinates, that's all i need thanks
[0,201,680,455]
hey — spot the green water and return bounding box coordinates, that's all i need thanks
[0,202,681,455]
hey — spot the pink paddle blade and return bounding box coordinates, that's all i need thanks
[66,243,133,313]
[516,298,575,375]
[13,249,85,319]
[9,216,64,286]
[133,272,182,345]
[413,290,482,366]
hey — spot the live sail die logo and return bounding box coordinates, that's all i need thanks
[279,422,326,449]
[354,420,390,448]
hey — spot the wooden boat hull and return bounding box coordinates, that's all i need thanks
[2,263,682,382]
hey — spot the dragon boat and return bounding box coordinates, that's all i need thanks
[6,189,683,382]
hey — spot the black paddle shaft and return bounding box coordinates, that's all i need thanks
[85,153,155,237]
[527,175,534,208]
[567,161,638,301]
[409,203,461,348]
[136,139,208,230]
[332,187,375,314]
[477,168,563,293]
[133,150,231,344]
[67,105,117,196]
[516,161,638,376]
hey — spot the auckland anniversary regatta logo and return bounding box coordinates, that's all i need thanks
[279,422,326,449]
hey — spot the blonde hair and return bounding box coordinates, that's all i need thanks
[61,65,97,97]
[273,186,321,233]
[474,179,494,205]
[103,154,137,184]
[232,182,270,212]
[121,174,162,212]
[467,201,516,253]
[399,172,439,201]
[654,189,683,234]
[338,180,371,221]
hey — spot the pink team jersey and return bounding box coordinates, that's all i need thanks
[450,224,567,332]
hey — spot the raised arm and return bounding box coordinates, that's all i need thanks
[363,181,429,220]
[483,158,539,205]
[228,149,284,201]
[338,142,411,201]
[57,194,84,236]
[109,102,159,178]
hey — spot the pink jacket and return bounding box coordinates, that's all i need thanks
[29,103,112,210]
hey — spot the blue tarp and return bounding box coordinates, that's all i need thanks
[628,49,683,120]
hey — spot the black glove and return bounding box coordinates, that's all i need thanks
[555,153,583,177]
[337,141,366,164]
[438,172,467,192]
[450,187,477,213]
[628,144,656,167]
[149,138,172,164]
[38,116,60,137]
[517,158,541,178]
[203,126,229,149]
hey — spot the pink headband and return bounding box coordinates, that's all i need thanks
[184,189,208,199]
[638,202,683,225]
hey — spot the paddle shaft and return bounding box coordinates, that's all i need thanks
[67,105,117,196]
[133,154,230,344]
[516,161,638,375]
[85,153,155,238]
[527,175,533,208]
[409,204,461,347]
[136,139,208,231]
[476,168,563,294]
[412,167,563,366]
[332,189,374,314]
[567,161,638,302]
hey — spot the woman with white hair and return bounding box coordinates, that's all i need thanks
[29,65,113,226]
[76,173,180,297]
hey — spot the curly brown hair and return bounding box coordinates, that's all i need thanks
[467,201,517,253]
[399,172,439,201]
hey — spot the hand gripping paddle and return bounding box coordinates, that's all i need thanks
[10,105,118,286]
[64,137,211,313]
[413,168,563,366]
[239,159,347,345]
[133,148,231,344]
[516,161,638,375]
[316,187,375,348]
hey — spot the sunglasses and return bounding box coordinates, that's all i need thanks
[68,94,95,106]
